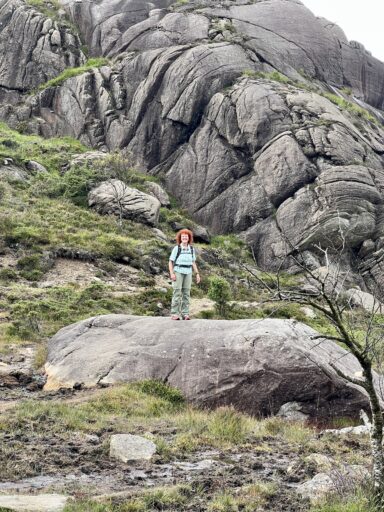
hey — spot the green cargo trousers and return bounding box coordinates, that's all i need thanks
[171,271,192,316]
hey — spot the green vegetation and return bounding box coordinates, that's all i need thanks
[0,378,371,502]
[310,488,375,512]
[26,0,79,33]
[208,275,232,317]
[322,92,377,124]
[26,0,62,21]
[0,282,174,345]
[0,383,185,436]
[208,482,277,512]
[211,234,251,262]
[0,122,85,172]
[64,485,195,512]
[340,87,352,96]
[0,387,259,468]
[241,69,321,95]
[38,58,110,91]
[1,282,131,341]
[0,196,154,257]
[135,380,185,406]
[28,151,159,206]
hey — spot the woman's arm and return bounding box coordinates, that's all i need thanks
[192,262,200,284]
[169,260,176,281]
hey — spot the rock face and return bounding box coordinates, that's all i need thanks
[88,180,161,226]
[45,314,382,419]
[0,0,85,102]
[59,0,175,57]
[1,0,384,291]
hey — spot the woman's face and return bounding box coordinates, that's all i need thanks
[181,233,189,244]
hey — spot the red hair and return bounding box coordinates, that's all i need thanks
[176,229,194,245]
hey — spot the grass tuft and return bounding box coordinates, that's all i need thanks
[322,92,377,124]
[38,58,109,90]
[135,380,185,406]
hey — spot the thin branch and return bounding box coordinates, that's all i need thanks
[330,362,367,389]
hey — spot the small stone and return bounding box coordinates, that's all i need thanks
[109,434,156,462]
[300,306,316,319]
[277,402,309,421]
[296,473,334,504]
[0,494,68,512]
[84,434,100,444]
[321,424,370,436]
[26,160,48,173]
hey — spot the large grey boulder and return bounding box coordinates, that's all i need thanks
[0,0,85,98]
[88,179,161,226]
[45,314,382,419]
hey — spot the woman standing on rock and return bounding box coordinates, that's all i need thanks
[169,229,200,320]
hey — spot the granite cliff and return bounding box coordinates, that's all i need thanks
[1,0,384,291]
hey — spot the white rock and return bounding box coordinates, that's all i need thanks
[50,30,62,46]
[277,402,309,421]
[0,494,68,512]
[300,306,316,319]
[322,425,370,436]
[109,434,156,462]
[345,288,383,313]
[296,473,334,503]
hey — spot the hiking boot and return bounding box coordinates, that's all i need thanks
[171,315,180,320]
[183,315,191,320]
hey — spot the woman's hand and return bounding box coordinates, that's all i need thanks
[196,273,201,284]
[170,273,176,281]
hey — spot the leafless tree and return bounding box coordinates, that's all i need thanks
[246,229,384,505]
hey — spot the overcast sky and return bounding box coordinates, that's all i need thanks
[301,0,384,63]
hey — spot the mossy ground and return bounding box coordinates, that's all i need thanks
[0,382,372,511]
